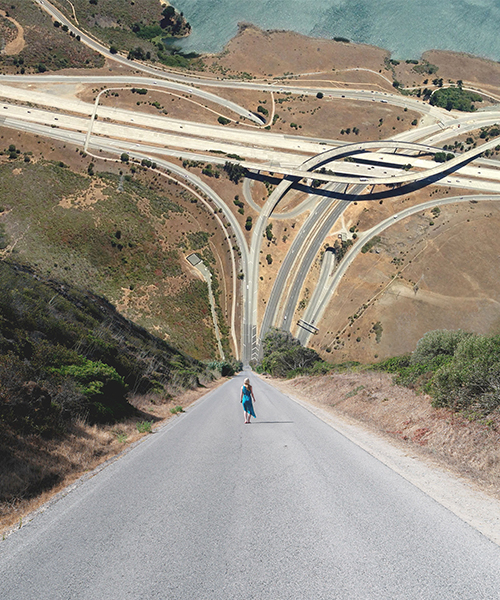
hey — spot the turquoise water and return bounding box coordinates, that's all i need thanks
[169,0,500,61]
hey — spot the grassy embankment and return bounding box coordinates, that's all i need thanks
[0,0,104,73]
[0,0,202,74]
[0,257,227,534]
[0,137,237,534]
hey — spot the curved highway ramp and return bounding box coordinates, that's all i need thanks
[1,375,499,599]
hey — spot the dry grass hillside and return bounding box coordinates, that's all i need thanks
[0,128,232,359]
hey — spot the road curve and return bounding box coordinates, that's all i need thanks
[298,193,500,345]
[2,374,499,599]
[31,0,454,125]
[247,138,500,187]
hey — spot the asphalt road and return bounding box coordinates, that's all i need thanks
[2,374,499,599]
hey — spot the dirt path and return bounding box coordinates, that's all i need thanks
[0,10,25,55]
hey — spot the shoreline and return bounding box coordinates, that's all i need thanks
[200,23,500,95]
[185,19,500,73]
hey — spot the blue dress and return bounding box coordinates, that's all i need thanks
[241,385,256,418]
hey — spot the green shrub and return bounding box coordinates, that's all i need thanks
[431,334,500,413]
[376,354,411,373]
[136,420,152,433]
[223,162,246,184]
[260,328,323,377]
[376,330,500,416]
[51,359,130,423]
[206,359,241,377]
[430,87,482,111]
[361,236,381,254]
[411,329,472,366]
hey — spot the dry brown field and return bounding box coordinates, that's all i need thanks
[307,197,500,362]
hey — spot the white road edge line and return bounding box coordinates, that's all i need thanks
[263,377,500,548]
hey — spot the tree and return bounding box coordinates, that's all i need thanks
[431,87,482,112]
[223,162,246,184]
[411,330,471,366]
[431,334,500,413]
[433,152,454,163]
[162,6,176,19]
[260,328,321,377]
[120,153,129,163]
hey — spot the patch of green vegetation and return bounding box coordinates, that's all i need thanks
[223,162,247,184]
[254,328,330,378]
[412,61,438,75]
[361,236,382,254]
[0,260,209,438]
[479,125,500,140]
[334,238,354,261]
[136,420,153,433]
[0,223,9,250]
[374,329,500,416]
[433,152,455,163]
[371,321,383,343]
[157,50,202,70]
[430,87,483,111]
[186,231,210,250]
[206,359,242,377]
[344,385,365,399]
[162,280,217,358]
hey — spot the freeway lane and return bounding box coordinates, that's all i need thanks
[2,374,499,599]
[29,0,450,124]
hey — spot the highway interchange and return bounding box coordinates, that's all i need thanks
[5,0,500,364]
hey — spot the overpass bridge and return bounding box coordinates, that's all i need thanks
[236,138,500,188]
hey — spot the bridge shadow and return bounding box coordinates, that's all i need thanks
[245,171,283,186]
[288,152,482,202]
[246,151,481,204]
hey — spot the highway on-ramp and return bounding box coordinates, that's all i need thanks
[2,374,499,599]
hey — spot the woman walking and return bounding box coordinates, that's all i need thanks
[240,377,256,423]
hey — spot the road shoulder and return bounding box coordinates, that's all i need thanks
[265,375,500,547]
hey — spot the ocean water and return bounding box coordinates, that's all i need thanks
[169,0,500,61]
